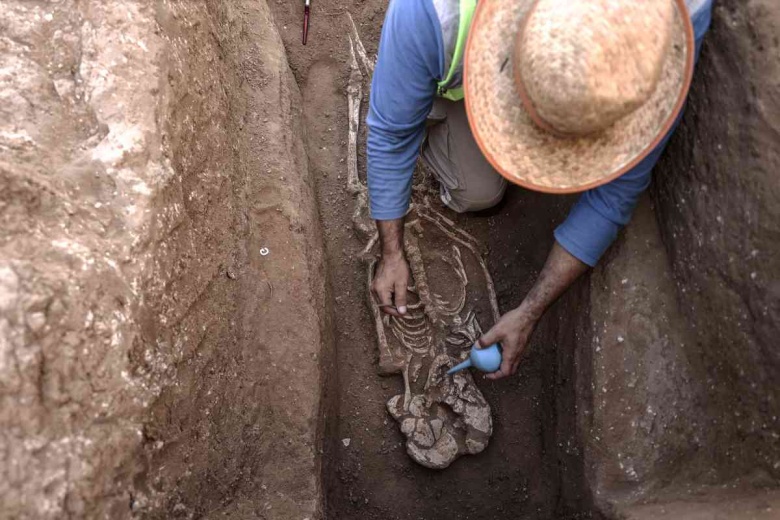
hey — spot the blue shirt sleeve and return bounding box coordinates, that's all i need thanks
[366,0,444,220]
[555,0,714,266]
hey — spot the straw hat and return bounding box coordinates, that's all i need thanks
[464,0,695,193]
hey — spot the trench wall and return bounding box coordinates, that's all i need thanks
[0,1,328,518]
[563,1,780,516]
[652,0,780,472]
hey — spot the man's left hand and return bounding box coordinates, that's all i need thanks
[478,306,540,380]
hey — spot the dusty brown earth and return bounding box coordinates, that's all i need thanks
[270,1,780,518]
[2,0,779,518]
[136,2,330,518]
[653,0,780,484]
[566,1,780,516]
[1,1,329,518]
[1,2,172,516]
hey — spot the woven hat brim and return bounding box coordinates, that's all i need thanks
[464,0,696,194]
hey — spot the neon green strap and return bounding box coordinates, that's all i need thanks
[437,0,477,101]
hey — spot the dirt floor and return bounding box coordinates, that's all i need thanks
[268,2,595,518]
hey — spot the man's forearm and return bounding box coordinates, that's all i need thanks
[377,218,405,258]
[519,241,589,319]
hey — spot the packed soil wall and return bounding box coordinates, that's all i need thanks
[0,1,329,518]
[653,0,780,474]
[566,1,780,516]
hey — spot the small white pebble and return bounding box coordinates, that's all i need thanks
[342,438,351,447]
[617,335,625,343]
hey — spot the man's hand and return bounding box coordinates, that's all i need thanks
[478,306,540,380]
[373,218,409,317]
[480,241,590,380]
[372,252,410,317]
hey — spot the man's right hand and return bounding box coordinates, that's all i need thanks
[372,218,409,317]
[372,251,410,317]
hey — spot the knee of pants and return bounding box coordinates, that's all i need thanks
[447,179,507,213]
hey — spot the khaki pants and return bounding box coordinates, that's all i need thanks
[422,98,508,213]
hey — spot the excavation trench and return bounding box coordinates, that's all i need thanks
[4,0,779,518]
[270,3,596,518]
[2,0,591,516]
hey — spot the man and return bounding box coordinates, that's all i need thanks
[368,0,713,380]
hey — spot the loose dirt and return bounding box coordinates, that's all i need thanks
[268,1,597,518]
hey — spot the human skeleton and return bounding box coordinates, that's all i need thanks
[346,21,498,469]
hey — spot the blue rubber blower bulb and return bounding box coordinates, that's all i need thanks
[447,343,503,375]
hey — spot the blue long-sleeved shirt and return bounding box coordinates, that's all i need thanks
[367,0,713,266]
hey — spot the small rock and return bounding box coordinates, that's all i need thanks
[26,312,46,332]
[342,438,351,447]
